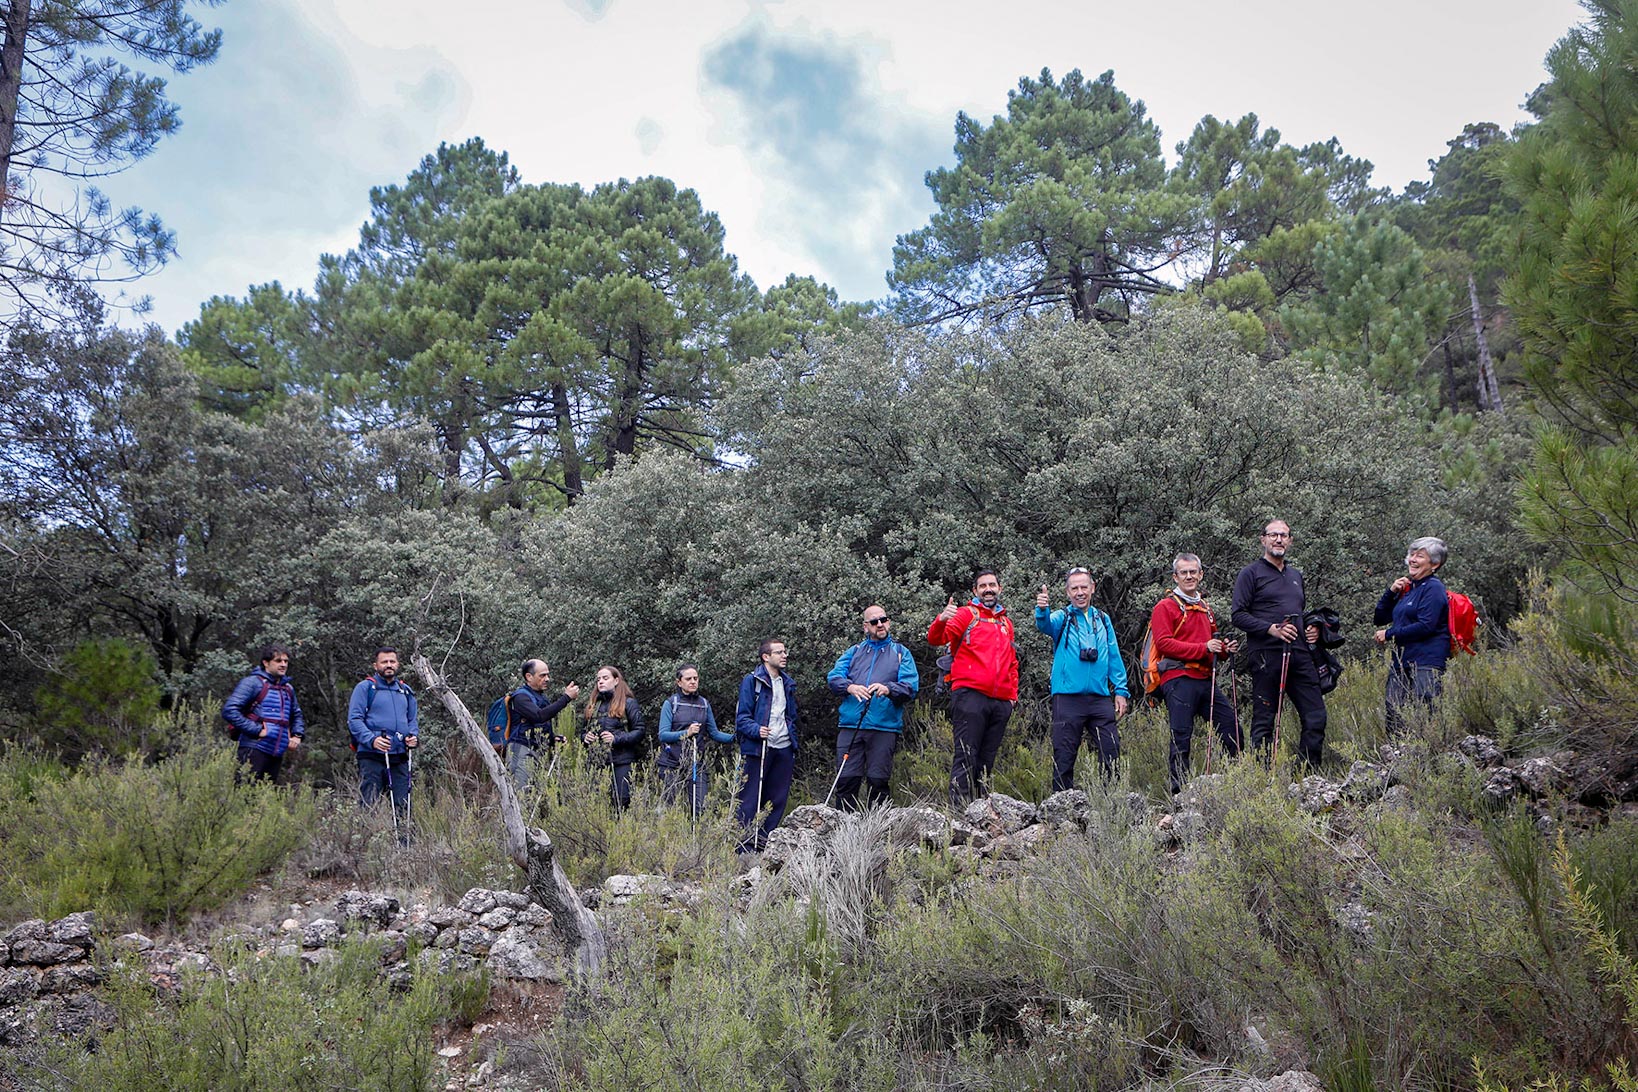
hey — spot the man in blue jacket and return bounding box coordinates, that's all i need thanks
[1035,568,1129,790]
[347,646,419,818]
[221,643,305,782]
[826,605,919,810]
[1373,536,1451,737]
[734,637,799,853]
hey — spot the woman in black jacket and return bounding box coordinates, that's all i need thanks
[581,665,645,809]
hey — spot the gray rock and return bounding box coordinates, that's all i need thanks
[1289,776,1344,814]
[493,890,530,911]
[46,911,97,949]
[1340,761,1392,801]
[456,926,496,956]
[1459,735,1505,767]
[49,995,116,1041]
[457,888,499,916]
[1157,808,1206,848]
[0,967,39,1005]
[384,960,414,992]
[486,934,561,982]
[947,819,991,850]
[963,793,1038,836]
[476,907,516,930]
[1518,757,1567,798]
[432,928,458,950]
[1483,767,1523,806]
[893,805,953,848]
[335,891,400,929]
[981,834,1027,861]
[1268,1072,1325,1092]
[405,920,439,946]
[301,918,343,949]
[782,804,846,835]
[761,825,823,872]
[375,931,407,964]
[11,941,83,966]
[418,948,477,975]
[300,948,339,968]
[112,933,154,954]
[513,904,551,929]
[1122,791,1151,826]
[427,906,473,928]
[1039,789,1091,829]
[274,943,300,958]
[1013,824,1055,854]
[4,920,47,946]
[40,964,103,993]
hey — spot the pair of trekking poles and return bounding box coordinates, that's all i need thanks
[381,733,413,834]
[1199,638,1291,780]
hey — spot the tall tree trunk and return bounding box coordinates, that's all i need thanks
[550,380,583,501]
[1468,274,1505,416]
[605,329,645,469]
[1441,334,1459,413]
[410,651,606,979]
[0,0,31,210]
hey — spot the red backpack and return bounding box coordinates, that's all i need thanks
[1448,591,1480,655]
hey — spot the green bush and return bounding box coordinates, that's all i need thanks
[26,939,474,1092]
[0,741,314,927]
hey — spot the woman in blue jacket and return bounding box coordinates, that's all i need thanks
[1373,536,1451,737]
[656,663,733,817]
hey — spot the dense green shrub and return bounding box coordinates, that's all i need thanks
[0,741,314,926]
[25,939,473,1092]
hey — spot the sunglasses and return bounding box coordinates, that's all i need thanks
[866,615,889,625]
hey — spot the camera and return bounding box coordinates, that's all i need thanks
[1078,647,1099,663]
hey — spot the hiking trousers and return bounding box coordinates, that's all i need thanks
[1384,663,1442,738]
[1159,675,1241,792]
[1050,692,1120,791]
[948,688,1013,805]
[1248,647,1327,768]
[736,743,795,852]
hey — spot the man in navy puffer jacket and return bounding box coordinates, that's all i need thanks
[221,643,306,782]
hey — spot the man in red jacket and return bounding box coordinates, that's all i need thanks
[927,569,1019,805]
[1150,553,1241,793]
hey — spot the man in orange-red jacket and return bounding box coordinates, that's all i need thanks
[1150,552,1241,793]
[927,569,1019,805]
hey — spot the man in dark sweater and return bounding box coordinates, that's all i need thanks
[1231,519,1327,769]
[506,660,580,788]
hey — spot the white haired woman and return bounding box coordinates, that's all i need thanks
[1372,536,1451,737]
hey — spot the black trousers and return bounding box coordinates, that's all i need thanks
[949,688,1013,805]
[833,727,897,810]
[1050,692,1120,791]
[1159,675,1241,791]
[1248,647,1327,768]
[236,745,284,783]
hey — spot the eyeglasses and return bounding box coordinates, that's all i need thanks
[865,616,889,625]
[1174,569,1202,578]
[1262,531,1291,540]
[1067,567,1091,577]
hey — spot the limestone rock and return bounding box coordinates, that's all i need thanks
[947,819,991,850]
[963,793,1038,836]
[11,940,82,966]
[761,825,823,872]
[783,804,846,835]
[1289,776,1344,815]
[0,967,39,1006]
[493,890,531,911]
[46,911,96,949]
[1459,735,1505,767]
[476,907,516,930]
[427,906,473,928]
[113,932,154,954]
[1518,756,1567,798]
[335,891,399,930]
[1340,761,1392,801]
[486,934,561,982]
[456,889,498,916]
[1039,789,1091,830]
[301,918,343,949]
[300,948,339,967]
[514,904,551,929]
[405,920,439,946]
[1483,766,1523,806]
[893,805,953,848]
[456,926,496,956]
[40,964,103,993]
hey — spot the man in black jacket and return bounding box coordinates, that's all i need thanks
[1231,519,1326,769]
[506,660,580,788]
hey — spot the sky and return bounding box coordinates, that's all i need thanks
[107,0,1587,336]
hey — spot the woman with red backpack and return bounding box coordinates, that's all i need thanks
[1373,536,1451,737]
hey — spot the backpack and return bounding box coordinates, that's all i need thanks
[1138,596,1209,696]
[1448,591,1480,655]
[486,693,514,748]
[223,676,276,740]
[934,608,1014,692]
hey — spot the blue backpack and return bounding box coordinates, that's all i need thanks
[486,693,514,748]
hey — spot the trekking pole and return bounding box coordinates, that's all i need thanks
[758,737,768,809]
[823,696,872,808]
[688,737,700,822]
[1273,646,1292,773]
[381,746,399,836]
[1204,659,1216,777]
[403,734,413,827]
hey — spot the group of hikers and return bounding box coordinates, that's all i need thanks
[221,520,1462,853]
